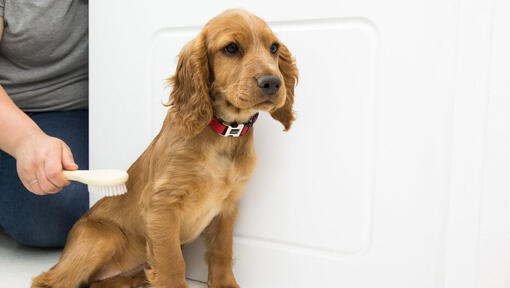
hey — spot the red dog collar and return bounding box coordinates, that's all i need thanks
[208,113,259,137]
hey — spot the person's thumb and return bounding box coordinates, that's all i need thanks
[61,142,78,170]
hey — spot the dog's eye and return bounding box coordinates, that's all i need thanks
[270,43,279,55]
[224,43,240,56]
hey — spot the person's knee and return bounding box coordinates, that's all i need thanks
[9,222,70,248]
[6,184,89,248]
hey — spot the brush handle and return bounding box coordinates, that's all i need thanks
[62,170,128,186]
[62,170,87,183]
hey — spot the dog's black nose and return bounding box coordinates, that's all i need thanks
[256,75,281,95]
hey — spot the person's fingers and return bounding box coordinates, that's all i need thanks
[19,172,43,195]
[36,166,61,194]
[13,133,72,195]
[61,142,78,170]
[45,149,70,188]
[27,179,44,195]
[17,159,41,194]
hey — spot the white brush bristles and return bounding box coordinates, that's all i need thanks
[62,169,129,197]
[88,184,127,197]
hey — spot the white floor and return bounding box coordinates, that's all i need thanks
[0,230,206,287]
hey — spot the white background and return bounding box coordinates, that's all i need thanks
[90,0,510,287]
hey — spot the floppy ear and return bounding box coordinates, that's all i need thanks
[271,43,298,131]
[167,33,212,136]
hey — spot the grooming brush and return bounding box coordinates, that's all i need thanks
[62,169,129,197]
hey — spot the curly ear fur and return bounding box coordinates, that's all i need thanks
[271,43,298,131]
[167,34,212,136]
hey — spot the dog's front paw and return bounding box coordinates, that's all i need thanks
[208,281,240,288]
[207,270,240,288]
[149,279,189,288]
[149,281,188,288]
[145,268,188,288]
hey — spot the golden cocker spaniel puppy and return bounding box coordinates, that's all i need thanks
[33,9,297,288]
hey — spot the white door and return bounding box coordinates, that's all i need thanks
[89,1,510,287]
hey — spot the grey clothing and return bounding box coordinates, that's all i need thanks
[0,0,88,112]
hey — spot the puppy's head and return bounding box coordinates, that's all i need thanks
[168,9,298,136]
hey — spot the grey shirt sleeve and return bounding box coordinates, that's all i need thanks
[0,0,4,17]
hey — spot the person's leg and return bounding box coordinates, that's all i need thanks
[0,110,89,248]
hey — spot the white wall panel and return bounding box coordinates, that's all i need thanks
[477,0,510,286]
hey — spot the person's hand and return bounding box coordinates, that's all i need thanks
[13,131,78,195]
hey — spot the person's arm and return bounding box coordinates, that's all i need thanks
[0,86,41,156]
[0,15,79,195]
[0,84,78,195]
[0,14,78,195]
[1,14,79,195]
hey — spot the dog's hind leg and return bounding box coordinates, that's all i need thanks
[31,218,128,288]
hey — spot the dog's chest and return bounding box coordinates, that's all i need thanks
[179,145,255,243]
[179,195,223,243]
